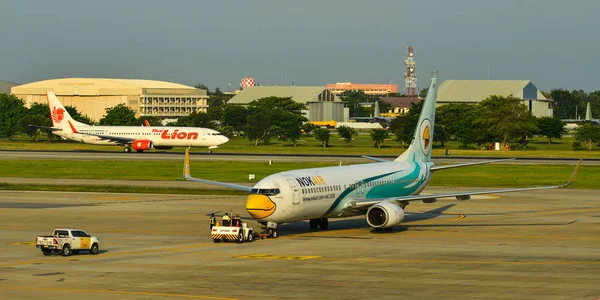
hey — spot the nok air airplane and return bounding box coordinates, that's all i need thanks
[184,75,581,238]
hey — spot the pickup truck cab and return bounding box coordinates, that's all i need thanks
[36,228,100,256]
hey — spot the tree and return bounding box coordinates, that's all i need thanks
[19,114,50,141]
[0,93,27,139]
[419,88,429,99]
[370,128,390,148]
[245,97,306,145]
[313,128,330,148]
[389,115,410,147]
[336,126,357,145]
[212,104,247,133]
[436,103,476,145]
[472,95,537,145]
[301,122,316,135]
[98,104,138,126]
[340,91,370,117]
[536,117,566,144]
[174,111,215,128]
[574,122,600,150]
[65,105,95,124]
[272,111,304,146]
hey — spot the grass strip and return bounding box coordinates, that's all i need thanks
[0,183,247,195]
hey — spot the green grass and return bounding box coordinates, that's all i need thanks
[0,159,596,189]
[2,133,599,158]
[0,183,247,195]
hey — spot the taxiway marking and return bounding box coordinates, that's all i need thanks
[0,286,237,300]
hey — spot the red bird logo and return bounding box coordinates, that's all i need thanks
[51,106,65,124]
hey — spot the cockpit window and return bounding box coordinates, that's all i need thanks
[250,188,280,196]
[212,133,223,135]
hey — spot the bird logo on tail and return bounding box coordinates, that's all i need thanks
[51,106,65,124]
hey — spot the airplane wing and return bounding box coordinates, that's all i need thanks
[66,121,134,145]
[362,156,516,169]
[342,159,582,214]
[80,133,134,145]
[28,124,62,132]
[183,148,253,192]
[361,155,390,162]
[430,158,515,171]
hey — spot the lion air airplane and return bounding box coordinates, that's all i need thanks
[184,74,581,237]
[38,92,229,152]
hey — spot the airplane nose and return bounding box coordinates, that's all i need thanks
[246,194,276,219]
[220,136,229,145]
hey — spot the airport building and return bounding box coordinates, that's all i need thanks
[326,83,398,96]
[379,96,420,116]
[1,81,19,94]
[227,86,346,122]
[437,80,552,117]
[11,78,208,121]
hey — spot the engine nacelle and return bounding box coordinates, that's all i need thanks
[132,140,153,151]
[365,201,405,228]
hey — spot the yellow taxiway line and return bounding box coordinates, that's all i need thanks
[0,286,237,300]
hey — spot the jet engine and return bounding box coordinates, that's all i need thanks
[132,140,153,151]
[365,201,405,228]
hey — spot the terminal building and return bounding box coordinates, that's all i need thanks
[326,83,398,96]
[227,86,346,122]
[11,78,208,121]
[437,80,552,117]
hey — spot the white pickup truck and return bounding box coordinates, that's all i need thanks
[35,228,100,256]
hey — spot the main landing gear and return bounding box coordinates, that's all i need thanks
[309,218,328,230]
[123,146,132,153]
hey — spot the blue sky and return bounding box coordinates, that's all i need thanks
[1,0,598,92]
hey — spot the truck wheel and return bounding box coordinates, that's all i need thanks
[42,249,51,256]
[90,243,99,255]
[213,239,221,243]
[237,232,244,243]
[61,244,71,256]
[247,231,254,242]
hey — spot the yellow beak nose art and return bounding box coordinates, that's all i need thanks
[246,194,276,219]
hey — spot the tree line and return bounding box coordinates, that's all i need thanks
[1,86,599,150]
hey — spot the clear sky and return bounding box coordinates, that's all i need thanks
[1,0,598,92]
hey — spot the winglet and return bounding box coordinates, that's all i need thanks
[144,120,150,127]
[184,148,191,177]
[561,158,582,188]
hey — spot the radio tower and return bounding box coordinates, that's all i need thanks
[404,46,417,97]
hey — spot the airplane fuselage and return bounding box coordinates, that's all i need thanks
[246,161,433,224]
[56,126,228,147]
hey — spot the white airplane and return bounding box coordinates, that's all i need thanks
[36,92,229,152]
[184,75,581,237]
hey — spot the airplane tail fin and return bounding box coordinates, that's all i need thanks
[46,92,87,130]
[395,74,438,162]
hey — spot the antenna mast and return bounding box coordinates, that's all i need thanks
[404,46,417,97]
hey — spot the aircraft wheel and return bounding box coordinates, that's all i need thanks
[318,218,329,230]
[309,219,319,230]
[124,146,131,153]
[267,228,278,238]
